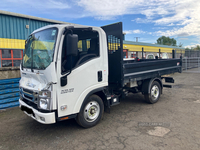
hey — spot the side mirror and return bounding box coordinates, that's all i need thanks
[66,34,78,56]
[61,34,78,87]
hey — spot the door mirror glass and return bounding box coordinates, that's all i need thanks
[66,34,78,56]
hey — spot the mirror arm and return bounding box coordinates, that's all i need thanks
[62,56,73,78]
[61,56,73,86]
[63,27,74,35]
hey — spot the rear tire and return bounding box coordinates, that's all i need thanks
[76,94,104,128]
[144,81,161,104]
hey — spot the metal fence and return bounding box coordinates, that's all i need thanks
[175,49,200,59]
[184,50,200,58]
[182,57,200,71]
[0,78,20,109]
[174,50,200,72]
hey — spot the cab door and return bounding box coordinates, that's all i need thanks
[56,27,108,117]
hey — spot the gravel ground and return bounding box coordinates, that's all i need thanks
[0,70,200,150]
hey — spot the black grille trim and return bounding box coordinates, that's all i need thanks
[21,98,54,113]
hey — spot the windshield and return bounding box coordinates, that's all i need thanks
[23,28,58,70]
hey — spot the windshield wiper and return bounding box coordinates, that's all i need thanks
[31,41,35,72]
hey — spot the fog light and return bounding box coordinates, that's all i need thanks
[40,116,45,122]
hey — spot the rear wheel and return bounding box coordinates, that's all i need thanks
[76,94,104,128]
[144,81,161,104]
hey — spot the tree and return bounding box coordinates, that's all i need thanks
[194,45,200,50]
[157,36,176,46]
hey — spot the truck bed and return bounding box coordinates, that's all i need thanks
[123,59,182,84]
[101,22,182,87]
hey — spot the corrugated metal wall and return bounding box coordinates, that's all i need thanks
[0,78,20,109]
[0,14,54,40]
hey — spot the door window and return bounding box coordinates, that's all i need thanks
[62,30,99,73]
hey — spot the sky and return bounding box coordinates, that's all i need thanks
[1,0,200,48]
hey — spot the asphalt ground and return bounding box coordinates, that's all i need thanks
[0,70,200,150]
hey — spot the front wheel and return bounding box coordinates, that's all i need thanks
[76,94,104,128]
[144,81,161,104]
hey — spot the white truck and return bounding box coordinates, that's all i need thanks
[19,22,182,128]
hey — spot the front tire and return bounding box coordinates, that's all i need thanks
[144,81,161,104]
[76,94,104,128]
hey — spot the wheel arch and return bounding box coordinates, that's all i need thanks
[77,87,107,113]
[142,77,163,94]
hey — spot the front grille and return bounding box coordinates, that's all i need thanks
[23,88,33,94]
[24,94,33,100]
[22,88,38,104]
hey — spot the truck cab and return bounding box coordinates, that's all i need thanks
[19,24,110,127]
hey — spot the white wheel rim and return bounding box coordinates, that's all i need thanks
[151,85,159,100]
[84,101,100,122]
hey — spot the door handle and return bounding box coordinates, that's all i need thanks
[98,71,102,82]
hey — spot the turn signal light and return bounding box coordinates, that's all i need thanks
[60,117,69,121]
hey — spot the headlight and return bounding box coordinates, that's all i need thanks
[39,98,49,110]
[38,90,51,110]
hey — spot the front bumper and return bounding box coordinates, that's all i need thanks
[19,99,56,124]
